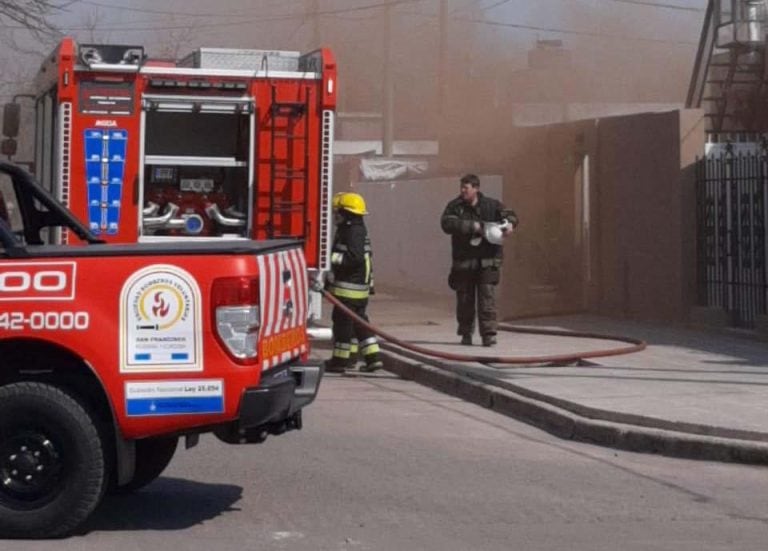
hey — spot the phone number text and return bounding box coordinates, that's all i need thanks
[0,312,90,331]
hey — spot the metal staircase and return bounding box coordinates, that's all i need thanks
[687,1,768,133]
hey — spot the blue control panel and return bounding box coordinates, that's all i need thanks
[84,128,127,235]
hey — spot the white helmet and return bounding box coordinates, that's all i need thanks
[483,221,509,245]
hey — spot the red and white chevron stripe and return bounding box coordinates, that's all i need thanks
[257,247,308,370]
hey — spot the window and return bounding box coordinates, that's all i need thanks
[34,87,58,196]
[0,173,24,232]
[145,111,248,158]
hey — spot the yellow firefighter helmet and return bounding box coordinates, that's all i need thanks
[333,192,368,215]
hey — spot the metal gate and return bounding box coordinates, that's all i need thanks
[696,143,768,328]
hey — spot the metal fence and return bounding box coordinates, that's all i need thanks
[696,144,768,328]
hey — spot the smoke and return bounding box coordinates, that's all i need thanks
[1,0,707,141]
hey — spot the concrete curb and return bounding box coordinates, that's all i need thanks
[381,348,768,465]
[384,344,768,444]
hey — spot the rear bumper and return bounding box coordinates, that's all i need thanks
[240,360,324,428]
[214,360,324,444]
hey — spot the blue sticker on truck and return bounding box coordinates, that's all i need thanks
[84,128,127,236]
[125,380,224,416]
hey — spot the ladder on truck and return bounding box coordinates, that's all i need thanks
[267,85,311,240]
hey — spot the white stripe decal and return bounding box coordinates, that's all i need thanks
[301,251,308,321]
[268,252,278,368]
[278,252,286,326]
[258,248,310,370]
[284,250,294,329]
[296,248,307,324]
[257,253,267,331]
[287,249,300,328]
[294,248,308,324]
[277,251,287,331]
[257,254,266,371]
[264,253,278,338]
[273,253,282,369]
[280,251,289,330]
[257,253,269,370]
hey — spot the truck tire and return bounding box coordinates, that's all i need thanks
[115,436,178,494]
[0,382,106,538]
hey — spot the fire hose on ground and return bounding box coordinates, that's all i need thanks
[319,288,646,367]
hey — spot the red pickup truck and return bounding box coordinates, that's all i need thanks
[0,162,323,538]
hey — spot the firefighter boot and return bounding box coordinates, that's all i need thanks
[482,334,497,347]
[324,357,351,373]
[360,354,384,373]
[358,337,383,372]
[327,341,354,372]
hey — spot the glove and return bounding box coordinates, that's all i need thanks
[310,273,325,292]
[324,270,336,291]
[331,252,344,265]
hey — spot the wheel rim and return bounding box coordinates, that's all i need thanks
[0,430,64,508]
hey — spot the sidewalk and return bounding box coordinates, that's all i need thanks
[318,286,768,465]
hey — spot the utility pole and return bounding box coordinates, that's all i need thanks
[307,0,320,48]
[382,2,394,157]
[438,0,447,117]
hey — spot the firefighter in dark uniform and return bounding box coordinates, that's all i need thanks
[325,192,383,373]
[440,174,518,347]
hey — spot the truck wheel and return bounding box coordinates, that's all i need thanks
[0,382,106,538]
[115,436,178,494]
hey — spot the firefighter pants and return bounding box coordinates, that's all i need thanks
[330,297,381,367]
[449,267,499,337]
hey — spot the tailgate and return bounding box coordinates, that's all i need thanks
[257,246,309,370]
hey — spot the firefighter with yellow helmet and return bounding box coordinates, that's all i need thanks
[325,192,383,373]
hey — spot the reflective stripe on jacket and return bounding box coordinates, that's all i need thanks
[440,192,518,269]
[328,216,373,300]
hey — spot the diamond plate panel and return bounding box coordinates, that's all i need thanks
[179,48,301,72]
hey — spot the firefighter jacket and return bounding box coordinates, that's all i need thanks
[327,215,373,300]
[440,192,518,270]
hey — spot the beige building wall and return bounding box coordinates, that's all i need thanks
[353,109,706,324]
[354,176,503,299]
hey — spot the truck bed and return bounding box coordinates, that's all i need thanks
[18,238,303,258]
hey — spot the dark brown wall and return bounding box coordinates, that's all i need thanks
[498,109,704,322]
[499,120,598,318]
[594,110,703,322]
[678,110,706,320]
[357,109,705,324]
[596,112,679,319]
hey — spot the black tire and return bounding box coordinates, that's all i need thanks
[114,436,178,494]
[0,382,106,538]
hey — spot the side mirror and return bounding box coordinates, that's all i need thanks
[1,138,17,157]
[2,103,21,138]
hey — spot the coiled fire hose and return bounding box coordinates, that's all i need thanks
[319,288,646,367]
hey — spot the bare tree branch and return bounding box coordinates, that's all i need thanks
[80,5,110,43]
[0,0,72,36]
[154,16,200,61]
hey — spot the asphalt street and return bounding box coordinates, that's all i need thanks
[4,374,768,550]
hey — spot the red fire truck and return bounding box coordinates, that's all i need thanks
[8,37,336,324]
[0,161,323,537]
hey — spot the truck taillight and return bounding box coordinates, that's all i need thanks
[211,277,260,363]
